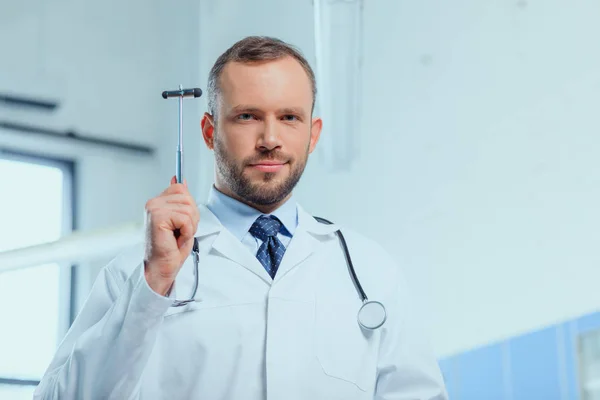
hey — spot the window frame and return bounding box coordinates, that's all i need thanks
[0,148,76,389]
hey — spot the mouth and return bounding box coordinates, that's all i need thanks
[248,161,288,173]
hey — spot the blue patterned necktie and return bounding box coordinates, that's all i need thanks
[249,215,286,278]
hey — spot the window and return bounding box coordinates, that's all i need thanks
[0,151,74,398]
[579,329,600,400]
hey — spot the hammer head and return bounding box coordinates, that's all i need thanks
[162,88,203,99]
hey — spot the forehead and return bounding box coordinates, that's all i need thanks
[218,56,313,112]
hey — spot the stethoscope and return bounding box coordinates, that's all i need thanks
[313,217,387,330]
[162,85,387,330]
[169,218,387,331]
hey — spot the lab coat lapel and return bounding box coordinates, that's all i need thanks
[211,229,273,284]
[274,205,339,282]
[274,227,319,282]
[196,204,272,284]
[195,203,339,285]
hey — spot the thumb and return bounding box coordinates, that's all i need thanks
[170,175,177,185]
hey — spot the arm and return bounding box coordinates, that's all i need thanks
[374,262,449,399]
[33,251,173,400]
[34,177,199,399]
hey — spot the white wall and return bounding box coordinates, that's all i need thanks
[196,0,600,358]
[354,0,600,358]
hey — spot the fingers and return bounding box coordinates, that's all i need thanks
[147,178,199,250]
[154,209,194,237]
[161,211,195,248]
[157,180,196,208]
[162,182,192,198]
[146,202,199,227]
[169,176,187,187]
[162,182,186,195]
[167,205,200,227]
[163,194,197,207]
[172,211,195,237]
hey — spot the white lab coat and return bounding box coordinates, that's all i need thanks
[34,204,448,400]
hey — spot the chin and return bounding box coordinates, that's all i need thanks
[253,175,286,189]
[246,168,283,181]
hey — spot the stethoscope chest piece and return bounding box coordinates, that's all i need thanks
[357,300,387,330]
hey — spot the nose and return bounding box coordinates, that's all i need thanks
[257,117,282,151]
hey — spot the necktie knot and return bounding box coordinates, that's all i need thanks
[249,215,282,241]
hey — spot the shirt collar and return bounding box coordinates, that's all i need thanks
[206,185,298,241]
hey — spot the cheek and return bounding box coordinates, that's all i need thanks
[285,129,312,155]
[219,125,258,157]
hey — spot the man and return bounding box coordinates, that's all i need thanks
[35,36,448,399]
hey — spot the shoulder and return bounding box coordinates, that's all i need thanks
[332,226,422,329]
[336,225,398,266]
[330,224,405,296]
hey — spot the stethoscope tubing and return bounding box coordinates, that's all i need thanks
[170,217,385,331]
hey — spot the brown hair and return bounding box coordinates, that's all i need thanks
[207,36,317,116]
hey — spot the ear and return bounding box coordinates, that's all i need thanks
[201,113,216,150]
[308,117,323,154]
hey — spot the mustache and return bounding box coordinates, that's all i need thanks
[244,151,290,165]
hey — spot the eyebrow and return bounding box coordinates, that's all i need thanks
[230,105,307,117]
[279,107,306,116]
[230,105,261,114]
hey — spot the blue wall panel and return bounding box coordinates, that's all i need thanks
[577,311,600,335]
[437,311,600,400]
[509,325,561,400]
[439,357,460,399]
[457,343,506,400]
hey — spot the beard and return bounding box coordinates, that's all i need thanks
[214,138,308,207]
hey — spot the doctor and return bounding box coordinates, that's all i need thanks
[35,36,448,399]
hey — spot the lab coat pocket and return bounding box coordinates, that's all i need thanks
[313,297,378,392]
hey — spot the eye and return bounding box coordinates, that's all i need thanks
[237,113,255,121]
[282,115,299,122]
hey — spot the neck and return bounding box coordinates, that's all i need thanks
[213,184,292,214]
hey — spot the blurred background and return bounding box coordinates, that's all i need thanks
[1,0,599,398]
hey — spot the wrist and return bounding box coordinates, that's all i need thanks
[144,261,175,296]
